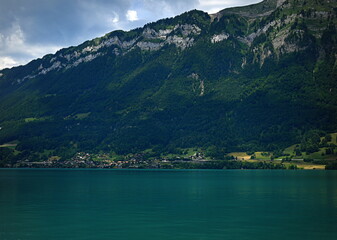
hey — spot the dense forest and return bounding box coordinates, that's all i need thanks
[0,0,337,166]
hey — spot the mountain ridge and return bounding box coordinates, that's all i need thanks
[0,0,333,75]
[0,0,287,74]
[0,0,337,164]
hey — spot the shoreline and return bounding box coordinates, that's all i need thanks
[0,160,301,170]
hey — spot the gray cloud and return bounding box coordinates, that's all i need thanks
[0,0,261,69]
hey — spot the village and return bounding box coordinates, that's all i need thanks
[12,151,213,169]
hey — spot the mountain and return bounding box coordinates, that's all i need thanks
[0,0,337,163]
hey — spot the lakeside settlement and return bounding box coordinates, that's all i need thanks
[5,151,330,170]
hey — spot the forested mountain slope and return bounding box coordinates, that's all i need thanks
[0,0,336,161]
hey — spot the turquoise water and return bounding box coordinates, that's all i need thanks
[0,169,337,240]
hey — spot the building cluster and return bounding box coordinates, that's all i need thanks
[11,151,209,169]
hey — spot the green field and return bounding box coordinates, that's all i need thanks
[284,132,337,160]
[0,141,18,149]
[226,133,337,169]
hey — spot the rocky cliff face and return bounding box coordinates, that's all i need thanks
[9,23,202,85]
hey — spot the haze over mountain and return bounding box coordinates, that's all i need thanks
[0,0,336,163]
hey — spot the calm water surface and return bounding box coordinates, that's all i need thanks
[0,169,337,240]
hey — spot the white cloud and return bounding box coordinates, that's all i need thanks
[0,22,62,69]
[198,0,262,13]
[112,16,119,23]
[0,56,19,70]
[126,10,139,21]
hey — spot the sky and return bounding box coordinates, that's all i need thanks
[0,0,261,70]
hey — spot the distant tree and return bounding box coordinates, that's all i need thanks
[325,134,332,142]
[300,130,321,154]
[205,146,226,160]
[288,164,298,170]
[0,148,15,167]
[326,161,337,170]
[325,148,334,155]
[295,147,302,156]
[273,149,283,158]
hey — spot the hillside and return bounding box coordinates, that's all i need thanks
[0,0,337,165]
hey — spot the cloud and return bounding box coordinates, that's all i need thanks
[198,0,262,13]
[126,10,139,21]
[0,57,18,70]
[199,0,230,13]
[0,0,133,69]
[0,0,261,70]
[0,21,62,69]
[112,16,120,23]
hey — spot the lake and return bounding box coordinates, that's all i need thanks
[0,169,337,240]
